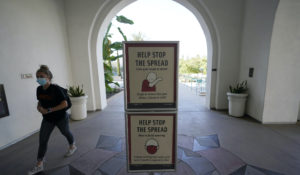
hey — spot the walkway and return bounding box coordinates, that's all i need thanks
[0,84,300,174]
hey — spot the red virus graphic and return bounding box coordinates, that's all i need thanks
[145,139,159,154]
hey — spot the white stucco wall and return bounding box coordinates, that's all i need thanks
[0,0,73,149]
[239,0,279,121]
[263,0,300,123]
[64,0,109,111]
[202,0,245,109]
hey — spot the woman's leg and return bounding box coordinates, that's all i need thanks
[37,119,55,161]
[56,114,74,145]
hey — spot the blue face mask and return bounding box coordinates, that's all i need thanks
[37,78,47,86]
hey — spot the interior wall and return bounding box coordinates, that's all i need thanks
[298,101,300,120]
[0,0,73,149]
[239,0,279,121]
[64,0,108,111]
[263,0,300,123]
[202,0,245,109]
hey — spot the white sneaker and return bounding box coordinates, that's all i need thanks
[65,145,77,157]
[28,163,44,175]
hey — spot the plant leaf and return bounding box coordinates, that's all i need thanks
[116,15,134,25]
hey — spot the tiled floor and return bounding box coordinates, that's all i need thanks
[40,134,282,175]
[0,84,299,175]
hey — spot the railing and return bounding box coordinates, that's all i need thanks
[179,74,206,95]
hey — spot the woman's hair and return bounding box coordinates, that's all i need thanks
[36,65,53,80]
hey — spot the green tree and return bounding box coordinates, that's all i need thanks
[179,55,207,74]
[103,15,134,93]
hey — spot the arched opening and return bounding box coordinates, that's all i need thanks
[88,0,219,110]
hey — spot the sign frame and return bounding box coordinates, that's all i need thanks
[123,41,179,111]
[0,84,9,118]
[125,112,177,172]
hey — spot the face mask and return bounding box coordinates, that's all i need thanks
[37,78,47,86]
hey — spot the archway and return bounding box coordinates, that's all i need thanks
[88,0,219,110]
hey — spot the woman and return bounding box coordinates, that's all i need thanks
[28,65,77,175]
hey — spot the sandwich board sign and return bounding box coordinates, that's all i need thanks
[123,41,178,111]
[126,112,177,172]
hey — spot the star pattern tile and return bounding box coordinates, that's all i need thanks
[193,134,220,151]
[43,135,284,175]
[230,165,284,175]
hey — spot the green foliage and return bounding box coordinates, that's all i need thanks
[116,15,134,24]
[229,81,248,94]
[179,55,207,74]
[68,85,85,97]
[103,15,133,92]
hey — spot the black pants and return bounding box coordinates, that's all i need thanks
[37,114,74,161]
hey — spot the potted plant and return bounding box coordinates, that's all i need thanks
[227,81,248,117]
[68,85,88,120]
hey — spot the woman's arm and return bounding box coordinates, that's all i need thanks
[37,100,68,115]
[48,100,68,112]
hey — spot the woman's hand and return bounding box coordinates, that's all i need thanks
[37,105,48,115]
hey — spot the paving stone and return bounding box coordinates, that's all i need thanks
[108,139,123,152]
[121,138,126,152]
[92,170,103,175]
[114,151,127,159]
[247,165,284,175]
[181,146,201,158]
[177,147,185,160]
[44,165,84,175]
[69,165,86,175]
[229,165,246,175]
[230,165,284,175]
[193,135,220,151]
[195,135,220,147]
[198,148,245,175]
[163,161,195,175]
[96,135,121,149]
[209,170,221,175]
[177,135,194,150]
[98,156,126,175]
[182,150,216,174]
[116,166,149,175]
[70,149,117,175]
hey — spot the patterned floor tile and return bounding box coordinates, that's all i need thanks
[42,134,284,175]
[108,139,123,152]
[177,135,194,150]
[70,149,117,175]
[230,165,284,175]
[181,150,216,174]
[162,161,195,175]
[96,135,122,152]
[193,134,220,151]
[92,170,103,175]
[248,165,284,175]
[43,165,84,175]
[177,147,185,160]
[116,167,149,175]
[209,170,221,175]
[198,148,245,175]
[98,156,127,175]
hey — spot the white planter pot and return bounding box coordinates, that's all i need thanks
[70,95,88,120]
[227,92,248,117]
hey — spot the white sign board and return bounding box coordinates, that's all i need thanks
[123,41,178,111]
[126,112,177,172]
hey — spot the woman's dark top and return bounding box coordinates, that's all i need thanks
[36,84,67,122]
